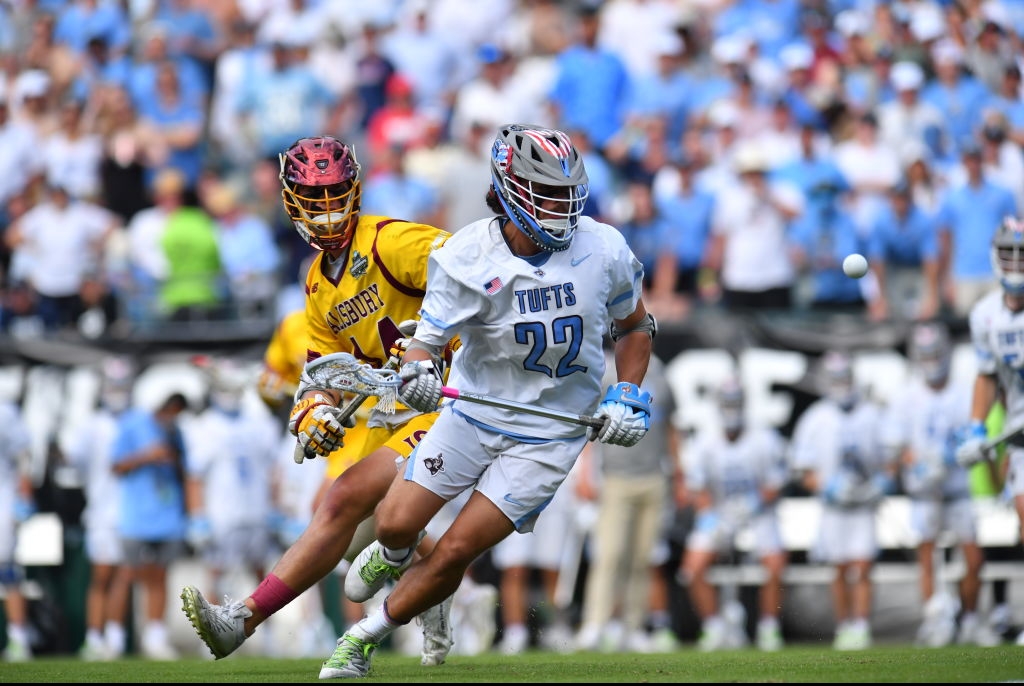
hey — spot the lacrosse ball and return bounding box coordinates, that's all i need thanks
[842,253,868,279]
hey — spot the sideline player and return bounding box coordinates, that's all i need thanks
[180,135,455,665]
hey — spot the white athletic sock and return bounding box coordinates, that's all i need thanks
[382,546,411,565]
[105,621,126,655]
[758,615,779,631]
[86,628,105,648]
[350,603,401,643]
[7,623,29,646]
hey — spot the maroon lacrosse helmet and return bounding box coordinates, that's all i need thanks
[279,136,362,251]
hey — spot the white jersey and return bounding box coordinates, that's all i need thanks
[791,397,888,492]
[969,288,1024,424]
[882,377,972,501]
[184,408,282,532]
[0,402,31,561]
[684,426,789,503]
[62,408,122,531]
[416,216,643,441]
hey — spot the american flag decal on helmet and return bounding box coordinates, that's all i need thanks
[491,139,512,174]
[522,129,573,176]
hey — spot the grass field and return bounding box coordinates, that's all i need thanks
[5,645,1024,683]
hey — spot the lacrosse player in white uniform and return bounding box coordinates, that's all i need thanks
[883,322,1001,647]
[791,350,896,651]
[681,376,789,653]
[955,217,1024,647]
[183,359,283,622]
[322,123,655,679]
[62,357,135,660]
[0,399,34,662]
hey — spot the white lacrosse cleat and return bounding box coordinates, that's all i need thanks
[957,613,1002,647]
[319,633,378,679]
[697,616,730,652]
[180,586,252,659]
[345,536,422,603]
[418,594,455,666]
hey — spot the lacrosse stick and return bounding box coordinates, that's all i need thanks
[439,386,607,430]
[982,420,1024,455]
[295,353,402,464]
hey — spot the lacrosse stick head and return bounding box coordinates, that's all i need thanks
[303,352,402,414]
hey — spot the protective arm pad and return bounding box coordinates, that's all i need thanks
[609,312,657,342]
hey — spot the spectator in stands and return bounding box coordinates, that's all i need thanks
[108,390,190,659]
[381,1,459,114]
[53,0,132,57]
[158,190,224,322]
[876,60,949,166]
[236,35,339,162]
[865,179,941,322]
[0,83,43,228]
[920,39,989,156]
[364,73,432,163]
[139,60,206,192]
[94,84,152,224]
[5,180,121,333]
[62,356,135,661]
[202,180,280,319]
[207,19,268,173]
[361,143,444,228]
[127,24,208,118]
[350,20,397,132]
[705,141,802,311]
[986,64,1024,149]
[882,322,1001,647]
[791,350,896,651]
[124,168,183,325]
[936,142,1017,317]
[650,154,715,317]
[788,182,865,313]
[0,399,35,662]
[680,375,789,652]
[547,4,630,153]
[832,112,902,241]
[42,98,103,202]
[575,353,682,654]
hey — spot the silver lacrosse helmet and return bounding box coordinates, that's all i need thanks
[207,357,251,414]
[909,321,951,386]
[820,349,857,410]
[490,124,589,251]
[99,356,135,413]
[992,216,1024,295]
[716,375,745,434]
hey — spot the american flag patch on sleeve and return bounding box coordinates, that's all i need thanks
[484,277,503,294]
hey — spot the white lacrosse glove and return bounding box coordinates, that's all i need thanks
[288,393,351,457]
[587,382,653,447]
[186,515,212,550]
[955,421,988,468]
[398,360,443,413]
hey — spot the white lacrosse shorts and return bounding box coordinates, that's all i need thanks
[908,497,977,546]
[402,407,587,534]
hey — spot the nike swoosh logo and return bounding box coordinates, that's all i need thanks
[503,493,527,507]
[571,253,592,267]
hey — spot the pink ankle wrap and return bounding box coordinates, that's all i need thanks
[251,574,298,617]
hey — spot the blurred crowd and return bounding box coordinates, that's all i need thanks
[1,0,1024,339]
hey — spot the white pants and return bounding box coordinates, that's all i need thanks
[909,497,977,545]
[812,505,877,564]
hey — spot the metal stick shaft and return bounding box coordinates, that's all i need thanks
[440,386,605,429]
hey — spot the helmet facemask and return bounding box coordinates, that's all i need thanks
[716,378,745,436]
[281,179,361,251]
[992,217,1024,296]
[910,323,951,387]
[491,125,589,252]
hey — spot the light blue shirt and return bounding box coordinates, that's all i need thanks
[111,409,186,541]
[868,203,939,267]
[657,190,715,270]
[362,173,440,225]
[549,46,630,148]
[215,213,280,282]
[789,207,863,303]
[938,180,1018,278]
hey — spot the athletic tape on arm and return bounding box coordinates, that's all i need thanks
[609,312,658,342]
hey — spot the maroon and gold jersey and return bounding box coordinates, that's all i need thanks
[304,215,450,367]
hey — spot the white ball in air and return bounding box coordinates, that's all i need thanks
[843,253,869,279]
